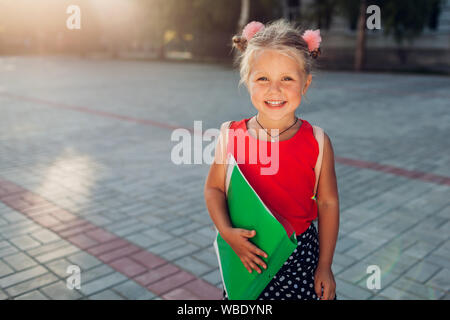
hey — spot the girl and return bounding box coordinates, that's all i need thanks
[204,19,339,300]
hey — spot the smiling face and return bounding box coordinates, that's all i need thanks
[247,49,312,121]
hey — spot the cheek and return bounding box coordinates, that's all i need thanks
[250,86,266,100]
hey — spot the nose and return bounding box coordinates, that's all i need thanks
[268,80,282,93]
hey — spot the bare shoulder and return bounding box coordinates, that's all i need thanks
[323,131,334,154]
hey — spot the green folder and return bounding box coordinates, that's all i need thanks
[213,153,298,300]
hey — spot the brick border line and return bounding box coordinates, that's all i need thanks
[0,92,193,133]
[2,92,449,187]
[0,178,222,300]
[335,156,450,186]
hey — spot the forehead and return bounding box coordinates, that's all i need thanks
[250,49,303,76]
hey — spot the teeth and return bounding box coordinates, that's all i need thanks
[266,101,285,105]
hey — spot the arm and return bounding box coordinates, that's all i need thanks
[204,121,233,237]
[314,132,340,300]
[204,122,267,274]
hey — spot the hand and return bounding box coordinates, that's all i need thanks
[314,264,336,300]
[222,228,268,274]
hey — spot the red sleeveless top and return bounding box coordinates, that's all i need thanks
[226,116,319,235]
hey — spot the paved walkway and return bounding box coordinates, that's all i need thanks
[0,56,449,300]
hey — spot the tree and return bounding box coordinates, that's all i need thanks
[337,0,445,70]
[354,0,366,71]
[237,0,250,33]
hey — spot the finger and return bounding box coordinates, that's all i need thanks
[241,229,256,238]
[314,278,322,298]
[250,254,267,270]
[322,284,331,300]
[240,258,252,273]
[243,229,255,237]
[247,259,262,274]
[248,243,268,258]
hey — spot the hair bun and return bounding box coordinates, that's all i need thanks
[310,48,321,59]
[232,35,247,52]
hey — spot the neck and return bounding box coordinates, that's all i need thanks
[256,113,297,130]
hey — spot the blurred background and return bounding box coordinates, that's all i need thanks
[0,0,449,73]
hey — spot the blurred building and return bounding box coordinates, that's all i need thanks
[281,0,450,73]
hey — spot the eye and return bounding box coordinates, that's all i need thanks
[257,77,268,81]
[283,76,293,81]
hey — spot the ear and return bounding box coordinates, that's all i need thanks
[302,74,313,95]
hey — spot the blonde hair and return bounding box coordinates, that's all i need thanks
[232,19,317,90]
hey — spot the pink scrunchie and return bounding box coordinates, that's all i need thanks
[242,21,265,41]
[302,29,321,52]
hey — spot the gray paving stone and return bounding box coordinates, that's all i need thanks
[30,229,60,244]
[6,273,58,297]
[2,212,28,223]
[80,272,128,296]
[8,235,40,251]
[356,268,401,291]
[80,264,115,284]
[148,238,186,255]
[334,277,373,300]
[160,243,201,261]
[35,245,80,263]
[0,259,14,277]
[89,289,125,300]
[362,250,420,276]
[405,261,442,283]
[85,214,112,226]
[124,233,159,248]
[26,239,70,257]
[14,290,49,300]
[331,253,358,269]
[0,217,8,227]
[192,248,220,267]
[1,222,42,239]
[376,286,423,300]
[173,256,215,277]
[425,268,450,292]
[344,240,381,260]
[136,214,164,226]
[333,236,361,254]
[143,228,172,242]
[404,241,441,260]
[0,289,7,300]
[104,218,140,232]
[2,252,38,271]
[0,265,48,289]
[183,231,216,249]
[115,223,150,237]
[202,269,222,286]
[112,280,155,300]
[171,221,203,236]
[40,281,83,300]
[426,253,450,269]
[66,251,102,270]
[391,277,446,300]
[45,258,74,278]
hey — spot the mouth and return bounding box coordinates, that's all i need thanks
[265,100,287,108]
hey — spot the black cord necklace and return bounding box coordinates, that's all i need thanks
[255,114,298,142]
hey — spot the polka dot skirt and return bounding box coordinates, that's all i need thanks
[222,223,337,300]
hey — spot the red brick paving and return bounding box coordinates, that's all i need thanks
[336,156,450,186]
[0,177,222,300]
[1,153,448,299]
